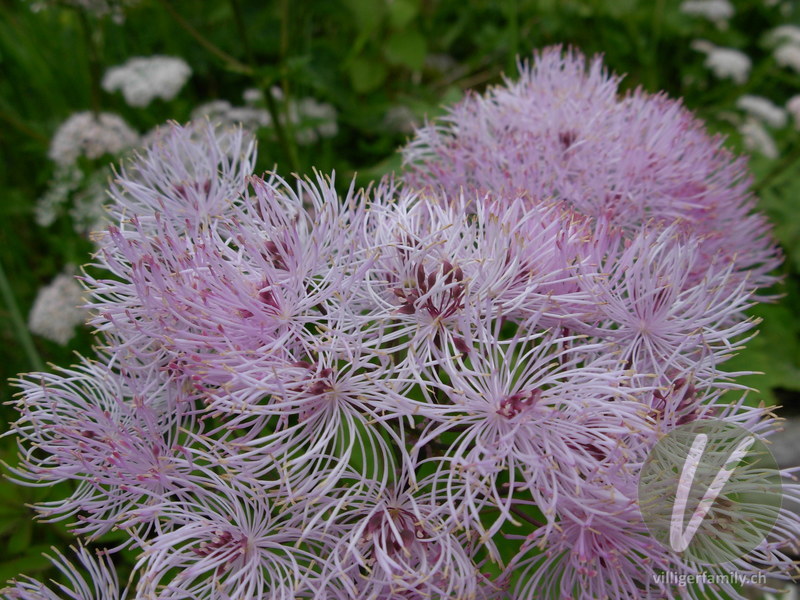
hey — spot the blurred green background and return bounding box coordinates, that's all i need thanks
[0,0,798,586]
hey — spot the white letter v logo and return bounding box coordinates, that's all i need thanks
[669,433,755,552]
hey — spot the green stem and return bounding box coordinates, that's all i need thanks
[505,0,519,73]
[228,0,299,173]
[752,139,800,194]
[0,260,44,372]
[229,0,254,65]
[156,0,253,75]
[76,9,102,116]
[0,109,48,145]
[650,0,666,89]
[277,0,299,170]
[509,505,544,528]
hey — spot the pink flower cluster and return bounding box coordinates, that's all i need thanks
[3,47,798,600]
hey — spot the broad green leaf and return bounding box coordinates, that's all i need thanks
[348,56,388,93]
[0,545,54,583]
[388,0,419,30]
[340,0,385,34]
[384,30,427,71]
[6,519,32,555]
[722,284,800,406]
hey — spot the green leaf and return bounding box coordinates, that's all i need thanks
[348,56,388,94]
[0,545,53,583]
[355,151,404,188]
[758,176,800,271]
[384,30,427,71]
[388,0,419,30]
[722,281,800,406]
[340,0,384,34]
[6,519,32,555]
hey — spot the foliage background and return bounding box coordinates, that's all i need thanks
[0,0,797,586]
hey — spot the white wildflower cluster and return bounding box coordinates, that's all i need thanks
[48,111,138,167]
[736,95,787,128]
[29,0,139,21]
[69,170,111,234]
[35,165,83,227]
[680,0,734,26]
[733,95,791,159]
[291,96,338,144]
[28,268,85,346]
[787,96,800,129]
[102,56,192,108]
[768,25,800,74]
[689,23,797,161]
[41,112,137,235]
[691,41,751,84]
[193,88,338,145]
[191,99,270,134]
[383,105,419,134]
[740,118,779,159]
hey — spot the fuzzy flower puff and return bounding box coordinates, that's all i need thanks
[1,545,126,600]
[86,125,368,393]
[90,173,372,395]
[309,464,499,600]
[578,225,759,382]
[405,311,654,553]
[102,56,191,108]
[4,46,798,600]
[27,267,86,345]
[403,46,777,288]
[356,186,596,374]
[48,112,138,167]
[7,357,198,541]
[126,477,336,600]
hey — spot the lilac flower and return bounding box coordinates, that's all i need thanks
[1,545,126,600]
[402,46,779,288]
[4,103,795,600]
[86,166,371,397]
[8,357,196,540]
[359,187,594,373]
[511,489,672,600]
[311,467,497,599]
[128,478,333,600]
[579,226,758,381]
[408,311,652,552]
[106,122,255,231]
[206,321,407,495]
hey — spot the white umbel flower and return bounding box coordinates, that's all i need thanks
[680,0,734,22]
[102,56,192,108]
[191,100,271,133]
[28,269,85,345]
[48,112,138,166]
[767,25,800,47]
[30,0,139,20]
[294,97,338,142]
[787,96,800,130]
[736,95,788,128]
[702,47,751,84]
[740,118,778,159]
[192,94,338,145]
[35,165,83,227]
[775,43,800,73]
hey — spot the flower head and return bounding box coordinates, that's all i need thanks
[403,46,776,287]
[28,267,85,345]
[49,112,138,167]
[102,56,191,108]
